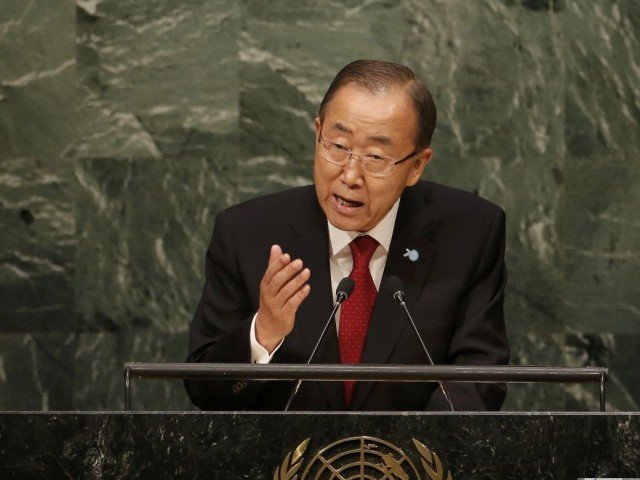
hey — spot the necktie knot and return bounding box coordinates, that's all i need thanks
[349,235,379,268]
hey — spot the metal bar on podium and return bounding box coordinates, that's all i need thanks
[123,363,608,412]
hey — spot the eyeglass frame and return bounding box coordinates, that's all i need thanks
[316,130,420,177]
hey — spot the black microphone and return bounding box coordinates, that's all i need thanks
[387,276,455,412]
[284,277,355,411]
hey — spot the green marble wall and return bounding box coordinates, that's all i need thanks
[0,0,638,411]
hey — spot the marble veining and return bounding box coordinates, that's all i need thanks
[0,412,638,479]
[0,0,638,411]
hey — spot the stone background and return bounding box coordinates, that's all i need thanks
[0,0,638,411]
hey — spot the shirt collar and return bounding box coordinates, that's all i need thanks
[328,198,400,257]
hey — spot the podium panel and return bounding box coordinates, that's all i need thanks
[0,412,638,478]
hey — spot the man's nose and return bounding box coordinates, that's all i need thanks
[340,155,365,187]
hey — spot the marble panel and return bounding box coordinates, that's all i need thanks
[557,0,640,333]
[0,331,194,411]
[504,333,639,411]
[0,333,77,411]
[75,0,239,160]
[75,155,236,332]
[0,413,638,478]
[0,0,76,158]
[0,0,77,333]
[74,0,241,333]
[0,158,77,332]
[73,331,194,411]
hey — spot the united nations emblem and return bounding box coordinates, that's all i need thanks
[274,436,453,480]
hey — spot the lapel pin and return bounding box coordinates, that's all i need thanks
[404,249,419,262]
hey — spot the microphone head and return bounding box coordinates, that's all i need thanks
[336,277,355,300]
[386,275,405,302]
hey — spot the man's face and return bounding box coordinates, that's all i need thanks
[314,83,433,232]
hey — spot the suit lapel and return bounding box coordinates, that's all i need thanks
[350,186,438,410]
[283,193,345,410]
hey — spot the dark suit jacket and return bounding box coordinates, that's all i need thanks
[185,180,509,411]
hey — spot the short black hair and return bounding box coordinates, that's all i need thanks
[318,60,437,149]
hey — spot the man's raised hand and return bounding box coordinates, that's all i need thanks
[255,245,311,353]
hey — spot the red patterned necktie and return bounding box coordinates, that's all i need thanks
[339,234,379,406]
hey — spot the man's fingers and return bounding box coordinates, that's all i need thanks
[260,247,311,322]
[269,258,304,295]
[276,267,310,303]
[283,283,311,312]
[268,244,282,264]
[262,248,290,285]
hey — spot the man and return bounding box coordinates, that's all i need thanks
[185,60,509,411]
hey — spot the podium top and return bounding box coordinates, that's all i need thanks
[124,362,608,383]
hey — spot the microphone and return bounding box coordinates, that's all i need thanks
[284,277,355,411]
[387,276,455,412]
[335,277,356,304]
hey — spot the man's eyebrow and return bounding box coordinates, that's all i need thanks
[367,134,393,146]
[329,122,394,146]
[329,122,353,134]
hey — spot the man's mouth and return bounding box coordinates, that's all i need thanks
[334,194,363,208]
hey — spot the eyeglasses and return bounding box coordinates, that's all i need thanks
[317,137,418,178]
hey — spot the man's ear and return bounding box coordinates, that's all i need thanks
[406,147,433,186]
[314,117,321,139]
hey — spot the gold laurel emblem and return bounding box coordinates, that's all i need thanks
[412,439,453,480]
[274,436,453,480]
[273,438,310,480]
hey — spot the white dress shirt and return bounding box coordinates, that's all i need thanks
[250,199,400,363]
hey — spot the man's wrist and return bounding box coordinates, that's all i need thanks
[255,312,286,353]
[250,314,284,364]
[255,329,283,354]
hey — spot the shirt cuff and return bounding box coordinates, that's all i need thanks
[250,313,284,364]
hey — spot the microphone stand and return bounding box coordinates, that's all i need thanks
[284,282,353,412]
[394,290,455,412]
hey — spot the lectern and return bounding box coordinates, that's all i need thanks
[0,363,638,478]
